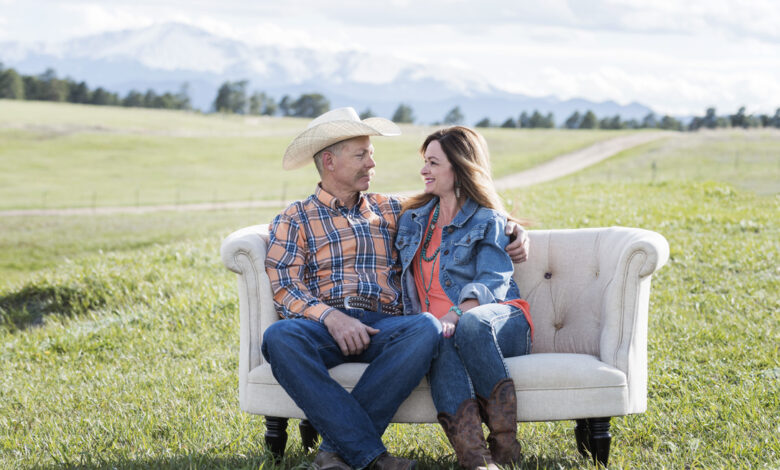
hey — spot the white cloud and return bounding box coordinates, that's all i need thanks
[1,0,778,115]
[498,65,780,116]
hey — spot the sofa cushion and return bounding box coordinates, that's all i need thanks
[244,352,629,422]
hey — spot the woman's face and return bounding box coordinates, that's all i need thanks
[421,140,456,198]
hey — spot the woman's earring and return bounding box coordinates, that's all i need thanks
[455,183,461,198]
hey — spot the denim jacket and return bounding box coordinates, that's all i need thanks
[395,197,521,314]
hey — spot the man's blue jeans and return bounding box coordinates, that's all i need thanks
[261,310,441,469]
[429,303,531,416]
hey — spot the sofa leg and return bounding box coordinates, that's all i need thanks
[575,419,591,457]
[264,416,289,459]
[590,417,612,467]
[299,419,319,451]
[575,418,612,467]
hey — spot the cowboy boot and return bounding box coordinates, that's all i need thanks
[437,399,498,470]
[477,378,523,466]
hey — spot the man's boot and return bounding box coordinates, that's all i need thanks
[311,450,352,470]
[370,452,416,470]
[437,399,498,470]
[477,378,523,466]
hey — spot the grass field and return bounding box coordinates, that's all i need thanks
[1,100,635,210]
[0,102,778,469]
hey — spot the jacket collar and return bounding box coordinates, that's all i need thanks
[408,196,479,228]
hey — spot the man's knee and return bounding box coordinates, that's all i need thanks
[411,312,442,343]
[262,319,313,360]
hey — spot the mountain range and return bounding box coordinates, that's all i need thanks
[0,22,655,124]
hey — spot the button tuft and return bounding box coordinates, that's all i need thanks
[544,272,552,279]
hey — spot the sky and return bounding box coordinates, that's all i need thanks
[1,0,779,116]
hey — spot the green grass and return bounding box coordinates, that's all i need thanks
[0,104,778,468]
[567,129,780,195]
[0,208,280,288]
[0,100,636,210]
[1,180,776,468]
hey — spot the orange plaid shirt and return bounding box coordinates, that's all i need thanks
[265,185,403,322]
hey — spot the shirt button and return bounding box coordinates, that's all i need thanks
[444,249,449,255]
[447,227,454,234]
[445,280,452,287]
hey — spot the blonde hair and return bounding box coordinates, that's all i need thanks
[402,126,518,222]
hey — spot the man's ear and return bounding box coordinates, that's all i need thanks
[323,151,336,171]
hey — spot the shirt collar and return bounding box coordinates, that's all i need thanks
[315,184,365,212]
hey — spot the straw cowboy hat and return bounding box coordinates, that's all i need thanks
[283,107,401,170]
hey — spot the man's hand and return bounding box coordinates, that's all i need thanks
[323,309,379,356]
[505,221,529,264]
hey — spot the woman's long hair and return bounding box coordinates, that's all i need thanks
[402,126,518,222]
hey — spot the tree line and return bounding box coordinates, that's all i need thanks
[0,64,191,110]
[3,66,779,131]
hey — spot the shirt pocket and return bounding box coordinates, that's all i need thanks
[452,225,486,265]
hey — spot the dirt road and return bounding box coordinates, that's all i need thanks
[1,132,670,217]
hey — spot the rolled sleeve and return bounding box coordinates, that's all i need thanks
[458,282,498,305]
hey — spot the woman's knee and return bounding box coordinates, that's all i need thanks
[455,310,488,338]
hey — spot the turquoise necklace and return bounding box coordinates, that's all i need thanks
[418,203,440,310]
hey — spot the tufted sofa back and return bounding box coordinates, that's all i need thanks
[514,227,666,360]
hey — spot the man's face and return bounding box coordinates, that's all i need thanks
[328,136,376,194]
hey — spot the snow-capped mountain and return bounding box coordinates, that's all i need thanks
[0,22,653,123]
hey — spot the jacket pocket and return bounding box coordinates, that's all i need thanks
[452,225,486,264]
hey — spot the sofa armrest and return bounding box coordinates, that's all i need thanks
[220,224,278,409]
[599,228,669,413]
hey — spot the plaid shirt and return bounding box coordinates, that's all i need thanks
[265,185,403,322]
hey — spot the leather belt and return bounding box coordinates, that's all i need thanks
[323,296,403,315]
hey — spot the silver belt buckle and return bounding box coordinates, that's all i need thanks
[343,296,355,310]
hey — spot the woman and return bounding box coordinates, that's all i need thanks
[396,126,533,470]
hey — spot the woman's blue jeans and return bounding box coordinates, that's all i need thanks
[429,303,531,416]
[261,310,441,469]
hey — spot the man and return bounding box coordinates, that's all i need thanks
[262,108,529,470]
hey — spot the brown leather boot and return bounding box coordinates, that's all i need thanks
[477,378,523,466]
[437,399,498,470]
[370,452,416,470]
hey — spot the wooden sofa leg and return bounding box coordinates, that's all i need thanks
[575,417,612,467]
[264,416,289,458]
[575,419,591,457]
[299,419,319,451]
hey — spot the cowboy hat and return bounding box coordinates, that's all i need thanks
[283,107,401,170]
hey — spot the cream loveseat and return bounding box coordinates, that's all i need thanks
[221,224,669,467]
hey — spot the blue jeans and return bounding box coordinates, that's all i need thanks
[261,310,441,468]
[429,303,531,416]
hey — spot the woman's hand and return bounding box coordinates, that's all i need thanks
[440,311,460,338]
[440,300,478,337]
